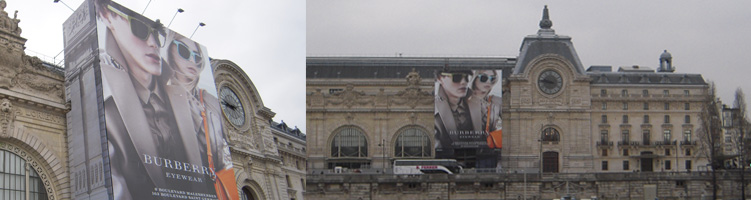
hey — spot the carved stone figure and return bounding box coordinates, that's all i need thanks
[406,68,421,87]
[0,98,15,139]
[1,99,10,112]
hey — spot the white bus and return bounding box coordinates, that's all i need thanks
[393,159,463,174]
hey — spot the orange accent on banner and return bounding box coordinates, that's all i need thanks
[201,91,239,200]
[487,130,502,149]
[485,97,502,149]
[215,169,239,200]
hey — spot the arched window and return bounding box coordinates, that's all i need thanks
[331,126,368,157]
[241,186,257,200]
[394,127,431,157]
[0,149,48,200]
[542,127,560,142]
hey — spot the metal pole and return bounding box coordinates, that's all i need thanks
[53,0,75,12]
[141,0,152,15]
[167,8,184,28]
[523,170,527,200]
[190,22,206,39]
[382,139,386,173]
[540,124,544,178]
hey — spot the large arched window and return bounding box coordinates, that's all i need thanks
[0,149,48,200]
[241,186,257,200]
[331,126,368,157]
[394,127,431,157]
[542,127,560,142]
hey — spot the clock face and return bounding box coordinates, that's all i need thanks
[538,70,563,95]
[219,86,245,127]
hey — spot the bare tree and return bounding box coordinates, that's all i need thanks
[697,82,723,199]
[734,88,748,198]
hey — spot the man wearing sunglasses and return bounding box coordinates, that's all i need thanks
[95,0,208,199]
[434,68,486,163]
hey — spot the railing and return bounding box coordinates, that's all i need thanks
[655,140,677,146]
[617,141,640,146]
[680,140,697,146]
[309,168,392,175]
[596,141,613,147]
[591,94,705,100]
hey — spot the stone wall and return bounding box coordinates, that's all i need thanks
[306,171,751,200]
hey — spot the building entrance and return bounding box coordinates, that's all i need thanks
[641,152,654,172]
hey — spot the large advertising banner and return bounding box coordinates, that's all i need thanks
[65,0,239,199]
[434,68,502,169]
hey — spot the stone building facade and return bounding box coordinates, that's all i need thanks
[305,6,742,200]
[212,59,308,200]
[0,0,69,199]
[0,1,306,199]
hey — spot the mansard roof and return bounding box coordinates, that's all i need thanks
[307,56,516,79]
[271,120,306,141]
[588,72,706,85]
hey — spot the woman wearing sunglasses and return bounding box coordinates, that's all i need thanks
[468,70,502,133]
[468,70,503,168]
[165,33,237,200]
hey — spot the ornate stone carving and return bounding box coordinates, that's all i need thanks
[328,84,369,108]
[392,87,432,108]
[0,98,16,138]
[374,88,388,107]
[14,73,64,100]
[406,68,421,86]
[229,132,255,151]
[308,89,325,106]
[392,70,432,108]
[0,0,21,36]
[264,138,276,151]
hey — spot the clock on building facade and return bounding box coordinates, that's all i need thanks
[538,69,563,95]
[220,86,246,127]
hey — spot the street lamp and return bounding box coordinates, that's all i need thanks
[378,139,386,173]
[522,169,527,200]
[167,8,184,28]
[53,0,74,12]
[190,22,206,39]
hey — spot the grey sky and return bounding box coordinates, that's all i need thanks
[308,0,751,112]
[8,0,306,130]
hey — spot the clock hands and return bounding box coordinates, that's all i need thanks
[221,100,237,110]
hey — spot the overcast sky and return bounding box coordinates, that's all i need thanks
[8,0,305,131]
[308,0,751,114]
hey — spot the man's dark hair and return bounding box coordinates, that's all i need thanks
[435,68,472,78]
[94,0,112,15]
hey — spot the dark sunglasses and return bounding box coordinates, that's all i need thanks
[476,74,497,83]
[441,73,471,83]
[173,40,203,64]
[108,5,166,47]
